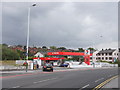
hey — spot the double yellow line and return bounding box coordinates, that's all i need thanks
[93,75,118,90]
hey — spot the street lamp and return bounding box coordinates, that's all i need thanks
[26,3,36,72]
[92,42,95,68]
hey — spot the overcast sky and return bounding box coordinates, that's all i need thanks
[2,2,118,50]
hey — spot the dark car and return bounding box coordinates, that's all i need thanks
[42,63,53,72]
[59,63,69,67]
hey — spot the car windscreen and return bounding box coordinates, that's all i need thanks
[45,63,52,66]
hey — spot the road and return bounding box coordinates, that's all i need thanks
[1,67,118,89]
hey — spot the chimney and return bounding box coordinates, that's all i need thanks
[109,48,111,50]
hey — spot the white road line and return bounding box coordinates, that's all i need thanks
[33,82,39,83]
[33,78,57,84]
[51,78,57,80]
[95,78,104,82]
[82,84,89,88]
[12,86,20,88]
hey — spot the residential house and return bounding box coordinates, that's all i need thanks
[93,48,118,62]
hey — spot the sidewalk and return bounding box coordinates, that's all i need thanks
[0,67,118,73]
[102,76,119,89]
[0,67,73,74]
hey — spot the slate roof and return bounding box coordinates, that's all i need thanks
[98,49,116,54]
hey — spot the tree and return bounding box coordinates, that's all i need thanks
[2,43,8,47]
[42,46,47,49]
[87,47,95,51]
[50,46,57,50]
[57,47,66,50]
[16,50,26,60]
[2,45,20,60]
[17,45,23,47]
[78,48,84,52]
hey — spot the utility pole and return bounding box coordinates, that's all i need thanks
[26,3,36,72]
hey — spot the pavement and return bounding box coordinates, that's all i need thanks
[102,75,119,89]
[0,67,72,72]
[0,67,117,74]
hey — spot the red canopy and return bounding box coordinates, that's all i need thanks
[47,52,92,56]
[33,57,64,60]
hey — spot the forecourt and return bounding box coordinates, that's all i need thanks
[2,67,118,89]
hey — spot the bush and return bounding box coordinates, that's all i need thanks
[114,60,120,67]
[2,45,20,60]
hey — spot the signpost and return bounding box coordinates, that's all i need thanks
[84,50,90,65]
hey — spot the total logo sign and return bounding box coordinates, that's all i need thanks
[52,52,59,55]
[84,50,90,55]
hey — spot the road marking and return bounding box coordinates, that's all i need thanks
[42,72,52,73]
[1,68,100,79]
[95,78,104,82]
[33,78,57,84]
[12,86,20,88]
[1,73,34,78]
[93,75,118,90]
[82,84,89,88]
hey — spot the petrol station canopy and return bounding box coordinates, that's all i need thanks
[47,52,92,56]
[33,57,64,60]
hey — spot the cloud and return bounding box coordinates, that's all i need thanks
[2,2,118,49]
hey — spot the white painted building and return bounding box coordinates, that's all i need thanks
[91,50,99,62]
[34,52,44,57]
[34,52,44,67]
[92,49,118,62]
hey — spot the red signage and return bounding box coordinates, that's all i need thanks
[47,52,92,56]
[33,57,64,60]
[84,55,90,65]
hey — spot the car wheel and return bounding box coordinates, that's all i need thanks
[51,69,53,72]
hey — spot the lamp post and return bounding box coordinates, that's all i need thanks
[26,3,36,72]
[92,43,95,68]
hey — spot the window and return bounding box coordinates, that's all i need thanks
[109,57,112,60]
[102,57,104,60]
[109,53,112,56]
[98,53,100,56]
[105,53,107,55]
[98,57,101,59]
[106,57,108,60]
[114,53,116,55]
[102,53,104,56]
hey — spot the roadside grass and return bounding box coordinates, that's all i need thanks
[0,60,16,65]
[0,60,25,67]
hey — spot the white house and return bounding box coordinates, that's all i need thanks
[91,50,99,62]
[92,49,118,62]
[34,52,44,57]
[34,52,44,67]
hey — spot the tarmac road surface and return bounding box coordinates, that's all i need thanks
[1,67,118,89]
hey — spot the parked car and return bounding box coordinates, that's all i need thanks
[42,63,53,72]
[59,63,69,67]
